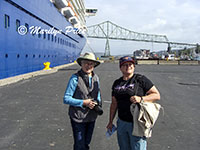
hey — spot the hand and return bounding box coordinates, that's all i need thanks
[106,122,113,131]
[130,96,141,103]
[83,99,96,109]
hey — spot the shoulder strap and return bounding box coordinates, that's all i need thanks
[130,74,143,96]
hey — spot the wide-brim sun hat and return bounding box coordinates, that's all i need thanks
[77,52,101,67]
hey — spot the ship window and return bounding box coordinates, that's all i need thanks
[25,23,29,34]
[4,14,10,28]
[39,54,41,58]
[17,54,20,58]
[48,34,50,40]
[25,54,28,58]
[43,32,46,39]
[5,54,8,58]
[58,37,59,44]
[55,36,57,42]
[69,42,71,47]
[16,19,20,32]
[38,29,41,38]
[33,54,35,58]
[52,35,54,42]
[86,9,97,13]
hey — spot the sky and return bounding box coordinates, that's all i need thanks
[83,0,200,55]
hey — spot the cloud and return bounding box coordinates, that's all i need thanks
[84,0,200,54]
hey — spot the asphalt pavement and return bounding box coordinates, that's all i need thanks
[0,62,200,150]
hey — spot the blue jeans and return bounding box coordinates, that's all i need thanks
[70,119,95,150]
[117,118,147,150]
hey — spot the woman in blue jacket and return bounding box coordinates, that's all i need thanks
[63,52,101,150]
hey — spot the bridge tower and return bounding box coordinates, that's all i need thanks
[167,43,171,53]
[105,38,110,56]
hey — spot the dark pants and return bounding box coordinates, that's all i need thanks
[70,119,95,150]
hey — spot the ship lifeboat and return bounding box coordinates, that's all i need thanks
[69,16,79,25]
[61,7,75,19]
[74,23,81,29]
[53,0,68,9]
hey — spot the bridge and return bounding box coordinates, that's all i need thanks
[86,21,198,56]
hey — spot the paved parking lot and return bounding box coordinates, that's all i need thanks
[0,63,200,150]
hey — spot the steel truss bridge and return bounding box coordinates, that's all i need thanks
[86,21,198,56]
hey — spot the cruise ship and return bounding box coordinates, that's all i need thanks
[0,0,97,79]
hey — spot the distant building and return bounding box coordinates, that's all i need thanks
[133,49,150,59]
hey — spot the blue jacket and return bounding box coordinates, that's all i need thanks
[63,71,101,122]
[63,74,101,107]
